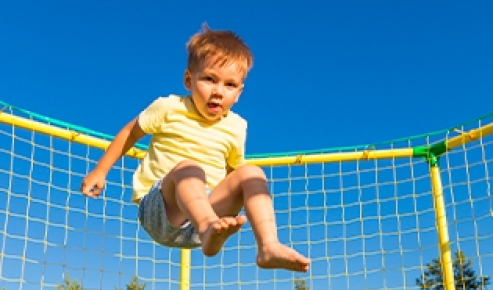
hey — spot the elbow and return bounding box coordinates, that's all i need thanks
[127,117,146,141]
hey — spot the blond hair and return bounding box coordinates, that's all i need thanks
[186,23,253,76]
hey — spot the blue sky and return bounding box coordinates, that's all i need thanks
[0,1,492,290]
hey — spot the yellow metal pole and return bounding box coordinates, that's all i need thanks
[429,165,455,290]
[446,122,493,151]
[0,112,147,159]
[180,249,191,290]
[1,109,492,167]
[246,148,415,166]
[0,111,417,165]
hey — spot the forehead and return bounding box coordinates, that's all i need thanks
[198,57,247,80]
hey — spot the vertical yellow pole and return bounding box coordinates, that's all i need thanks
[429,164,455,290]
[180,249,191,290]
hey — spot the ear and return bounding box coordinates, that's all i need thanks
[183,69,192,90]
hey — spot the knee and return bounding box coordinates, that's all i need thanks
[235,164,267,182]
[172,159,206,182]
[175,159,203,170]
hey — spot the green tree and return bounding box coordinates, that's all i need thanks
[294,278,309,290]
[116,276,146,290]
[416,250,490,289]
[56,275,83,290]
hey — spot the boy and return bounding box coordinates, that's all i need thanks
[80,25,310,273]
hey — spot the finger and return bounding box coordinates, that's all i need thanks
[81,184,94,197]
[93,185,104,197]
[79,182,86,193]
[81,184,88,195]
[93,188,101,197]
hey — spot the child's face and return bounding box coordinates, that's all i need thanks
[185,59,246,121]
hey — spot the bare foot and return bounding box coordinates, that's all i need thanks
[200,215,247,257]
[256,242,310,272]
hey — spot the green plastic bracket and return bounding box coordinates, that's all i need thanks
[413,141,447,167]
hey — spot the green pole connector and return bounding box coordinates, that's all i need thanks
[413,141,447,167]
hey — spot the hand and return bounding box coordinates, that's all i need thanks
[80,170,106,198]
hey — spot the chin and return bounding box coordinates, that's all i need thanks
[207,116,222,121]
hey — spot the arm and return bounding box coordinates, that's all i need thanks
[93,117,146,175]
[81,117,146,197]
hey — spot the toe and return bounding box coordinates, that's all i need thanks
[213,221,224,231]
[227,218,237,226]
[237,216,247,225]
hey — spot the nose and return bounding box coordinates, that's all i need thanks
[211,84,225,98]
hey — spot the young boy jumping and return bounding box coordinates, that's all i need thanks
[80,24,310,273]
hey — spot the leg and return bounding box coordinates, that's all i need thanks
[160,160,246,256]
[209,164,311,272]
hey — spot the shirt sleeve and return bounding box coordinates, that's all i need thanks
[227,120,247,169]
[137,97,169,134]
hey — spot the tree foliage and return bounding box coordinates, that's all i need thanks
[416,250,490,289]
[294,278,309,290]
[56,275,83,290]
[115,276,146,290]
[56,275,147,290]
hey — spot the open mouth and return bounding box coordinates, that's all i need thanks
[207,102,222,112]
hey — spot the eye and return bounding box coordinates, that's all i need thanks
[226,82,238,88]
[202,76,215,82]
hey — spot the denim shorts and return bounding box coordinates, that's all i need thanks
[138,179,211,249]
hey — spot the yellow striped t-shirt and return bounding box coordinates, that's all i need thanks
[131,94,247,203]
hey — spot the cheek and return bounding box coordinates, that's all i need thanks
[194,82,209,95]
[225,92,240,105]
